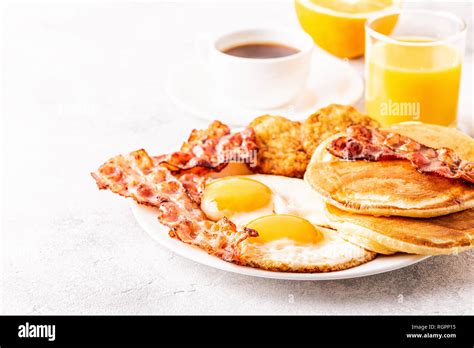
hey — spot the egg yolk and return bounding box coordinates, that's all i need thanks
[246,214,323,245]
[202,177,272,216]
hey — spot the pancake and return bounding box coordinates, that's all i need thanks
[326,204,474,255]
[310,133,342,163]
[305,123,474,218]
[323,223,397,255]
[388,122,474,161]
[310,123,474,164]
[306,159,474,218]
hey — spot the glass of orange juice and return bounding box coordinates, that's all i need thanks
[365,10,466,126]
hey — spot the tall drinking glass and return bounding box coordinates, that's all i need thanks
[365,10,466,126]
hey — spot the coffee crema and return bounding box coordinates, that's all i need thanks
[222,42,300,59]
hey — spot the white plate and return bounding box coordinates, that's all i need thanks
[131,203,430,280]
[166,47,363,125]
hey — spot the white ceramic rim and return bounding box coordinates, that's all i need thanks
[130,202,431,281]
[213,27,314,63]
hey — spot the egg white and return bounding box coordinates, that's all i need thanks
[202,174,331,228]
[200,173,376,272]
[241,230,376,272]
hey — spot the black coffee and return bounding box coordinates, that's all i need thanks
[223,42,300,59]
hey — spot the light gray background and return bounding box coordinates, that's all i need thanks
[2,0,473,314]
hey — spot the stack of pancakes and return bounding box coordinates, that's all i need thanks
[304,122,474,255]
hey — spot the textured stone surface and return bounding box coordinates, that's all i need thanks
[2,1,473,315]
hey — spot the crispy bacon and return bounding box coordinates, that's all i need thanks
[176,173,207,204]
[156,121,258,174]
[327,125,474,184]
[91,149,257,262]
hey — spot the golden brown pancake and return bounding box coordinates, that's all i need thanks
[310,133,343,163]
[388,122,474,161]
[308,122,474,164]
[306,160,474,218]
[326,204,474,255]
[324,223,397,255]
[305,122,474,218]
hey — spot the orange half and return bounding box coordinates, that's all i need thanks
[295,0,400,58]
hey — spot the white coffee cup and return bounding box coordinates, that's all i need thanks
[206,28,314,109]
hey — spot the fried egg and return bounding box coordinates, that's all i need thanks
[201,174,376,272]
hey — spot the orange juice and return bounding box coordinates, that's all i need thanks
[295,0,399,58]
[366,37,462,126]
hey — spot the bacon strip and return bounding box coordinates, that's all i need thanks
[327,125,474,184]
[176,173,207,205]
[156,120,258,174]
[91,149,257,262]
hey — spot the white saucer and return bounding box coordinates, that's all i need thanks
[131,203,430,281]
[166,48,364,125]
